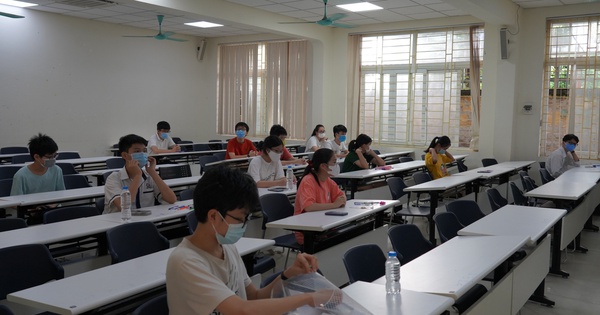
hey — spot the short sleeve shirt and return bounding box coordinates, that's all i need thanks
[425,152,454,179]
[341,151,373,173]
[103,167,165,214]
[247,156,284,183]
[325,140,348,155]
[281,147,293,161]
[226,138,257,160]
[148,133,175,152]
[10,165,65,196]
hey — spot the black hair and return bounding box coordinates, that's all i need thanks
[193,165,259,223]
[269,124,288,137]
[311,124,325,137]
[261,135,283,153]
[157,121,171,131]
[28,133,58,159]
[424,136,451,153]
[562,134,579,143]
[235,122,250,132]
[118,134,148,155]
[299,148,334,188]
[333,124,347,135]
[348,134,372,152]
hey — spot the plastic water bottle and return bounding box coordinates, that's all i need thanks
[286,165,296,190]
[120,186,131,223]
[385,251,401,294]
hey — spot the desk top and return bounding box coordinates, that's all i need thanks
[525,180,597,200]
[342,281,454,315]
[373,235,528,299]
[404,173,482,192]
[266,199,399,232]
[149,149,226,158]
[459,164,514,179]
[334,161,425,180]
[458,205,566,246]
[494,160,535,169]
[378,151,413,159]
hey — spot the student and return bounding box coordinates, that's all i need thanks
[325,124,349,158]
[247,135,286,188]
[546,133,580,178]
[269,124,307,166]
[294,148,346,244]
[103,134,177,214]
[148,121,180,154]
[306,124,328,152]
[166,165,332,315]
[341,134,385,173]
[226,122,258,160]
[424,136,455,179]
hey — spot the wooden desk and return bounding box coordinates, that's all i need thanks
[342,281,454,315]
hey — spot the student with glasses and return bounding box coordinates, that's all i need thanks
[247,135,286,188]
[546,133,580,178]
[148,121,180,154]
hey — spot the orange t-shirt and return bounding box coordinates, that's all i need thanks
[225,138,257,160]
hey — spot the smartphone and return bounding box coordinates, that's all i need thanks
[325,211,348,216]
[267,187,287,192]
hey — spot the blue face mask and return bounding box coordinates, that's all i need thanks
[339,135,347,142]
[160,132,169,140]
[236,130,246,139]
[438,149,446,154]
[131,152,148,168]
[212,212,246,244]
[565,143,576,152]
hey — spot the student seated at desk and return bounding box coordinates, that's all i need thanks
[424,136,455,179]
[166,165,331,315]
[247,136,286,188]
[306,124,328,152]
[269,124,307,166]
[226,121,258,160]
[103,134,177,214]
[546,133,580,178]
[148,121,180,154]
[294,149,346,245]
[325,124,349,158]
[341,134,385,173]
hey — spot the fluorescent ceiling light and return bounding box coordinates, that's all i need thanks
[185,21,223,28]
[0,0,37,7]
[337,2,382,12]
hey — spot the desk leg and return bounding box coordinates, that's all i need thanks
[428,192,439,246]
[529,280,555,307]
[303,232,317,254]
[584,217,599,232]
[16,206,26,219]
[574,233,588,253]
[550,220,569,278]
[242,253,254,276]
[349,179,357,199]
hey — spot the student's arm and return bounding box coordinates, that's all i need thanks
[150,146,179,154]
[367,150,385,166]
[443,150,455,162]
[301,181,346,212]
[428,148,439,164]
[570,151,580,163]
[145,157,177,204]
[256,178,287,188]
[353,149,370,169]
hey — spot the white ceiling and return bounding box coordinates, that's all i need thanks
[4,0,599,38]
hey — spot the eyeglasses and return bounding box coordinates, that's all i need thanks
[225,213,249,228]
[43,153,59,159]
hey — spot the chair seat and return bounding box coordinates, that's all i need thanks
[253,256,276,275]
[393,205,430,217]
[273,233,302,251]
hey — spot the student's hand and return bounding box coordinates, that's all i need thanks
[248,150,257,157]
[296,158,307,165]
[309,289,343,309]
[276,177,287,186]
[146,156,158,174]
[355,148,363,156]
[172,145,181,152]
[333,195,346,208]
[125,158,143,179]
[285,253,318,278]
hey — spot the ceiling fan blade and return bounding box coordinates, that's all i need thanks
[278,21,316,24]
[327,13,347,22]
[123,35,156,38]
[165,37,188,42]
[162,31,175,37]
[331,22,355,28]
[0,11,24,18]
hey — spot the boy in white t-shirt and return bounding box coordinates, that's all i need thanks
[325,124,349,158]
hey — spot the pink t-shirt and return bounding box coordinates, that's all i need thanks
[281,147,293,161]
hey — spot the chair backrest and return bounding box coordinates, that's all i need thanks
[106,221,170,264]
[538,161,546,169]
[481,158,498,167]
[186,211,198,234]
[208,140,223,150]
[103,170,117,184]
[0,218,27,232]
[259,194,294,232]
[171,137,182,144]
[198,155,219,175]
[159,164,191,180]
[0,178,13,197]
[421,154,425,160]
[456,159,468,172]
[297,146,306,153]
[399,156,414,163]
[412,172,432,185]
[433,212,464,243]
[539,168,554,184]
[445,200,485,226]
[95,197,105,213]
[0,305,14,315]
[0,147,28,154]
[509,182,529,206]
[180,188,194,201]
[486,188,508,211]
[132,293,168,315]
[518,170,530,190]
[192,143,211,151]
[57,163,78,175]
[523,176,537,192]
[63,174,91,189]
[372,149,381,155]
[343,244,386,283]
[106,157,125,169]
[388,224,434,265]
[43,206,99,224]
[386,177,409,200]
[56,152,81,160]
[11,154,33,164]
[0,244,64,299]
[212,152,226,161]
[0,166,21,180]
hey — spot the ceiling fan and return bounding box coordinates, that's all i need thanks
[123,15,187,42]
[279,0,354,28]
[0,11,24,18]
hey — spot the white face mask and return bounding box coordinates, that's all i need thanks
[267,150,282,162]
[318,132,326,139]
[327,164,340,176]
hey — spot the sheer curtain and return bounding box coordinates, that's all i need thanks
[469,26,482,151]
[347,35,362,137]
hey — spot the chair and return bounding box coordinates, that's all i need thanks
[0,218,27,232]
[106,157,125,169]
[0,244,64,300]
[0,166,20,180]
[208,140,223,150]
[132,293,168,315]
[43,205,99,224]
[0,305,14,315]
[57,162,78,175]
[522,175,537,192]
[342,244,386,283]
[103,170,117,184]
[180,188,194,201]
[212,152,226,160]
[386,177,429,224]
[373,149,381,155]
[388,224,434,265]
[412,172,432,207]
[56,152,81,160]
[510,182,530,206]
[538,161,546,169]
[11,154,33,164]
[297,146,306,153]
[399,156,414,163]
[445,200,486,226]
[259,194,302,268]
[192,143,211,151]
[0,146,28,154]
[63,174,91,189]
[433,212,464,243]
[95,197,105,213]
[186,211,198,234]
[539,168,554,184]
[198,155,218,175]
[105,221,170,264]
[421,154,425,160]
[0,179,13,197]
[486,188,508,211]
[159,164,191,180]
[456,159,468,172]
[171,137,182,144]
[481,158,498,167]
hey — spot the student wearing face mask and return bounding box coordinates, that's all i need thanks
[341,134,385,173]
[247,135,286,188]
[306,124,328,152]
[148,121,180,154]
[226,121,258,160]
[294,148,346,244]
[269,124,307,166]
[546,134,580,178]
[424,136,455,179]
[103,134,177,214]
[325,124,349,158]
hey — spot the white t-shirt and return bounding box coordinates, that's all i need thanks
[306,136,327,152]
[166,238,251,315]
[546,147,580,178]
[325,140,348,155]
[247,156,284,183]
[103,167,165,214]
[148,133,175,153]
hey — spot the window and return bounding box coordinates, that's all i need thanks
[358,27,483,148]
[217,40,308,139]
[541,17,600,159]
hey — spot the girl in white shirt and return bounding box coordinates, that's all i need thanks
[247,135,286,188]
[306,124,328,152]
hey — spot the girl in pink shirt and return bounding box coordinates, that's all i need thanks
[294,148,346,244]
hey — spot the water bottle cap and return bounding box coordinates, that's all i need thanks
[122,186,128,189]
[288,165,293,169]
[388,251,397,257]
